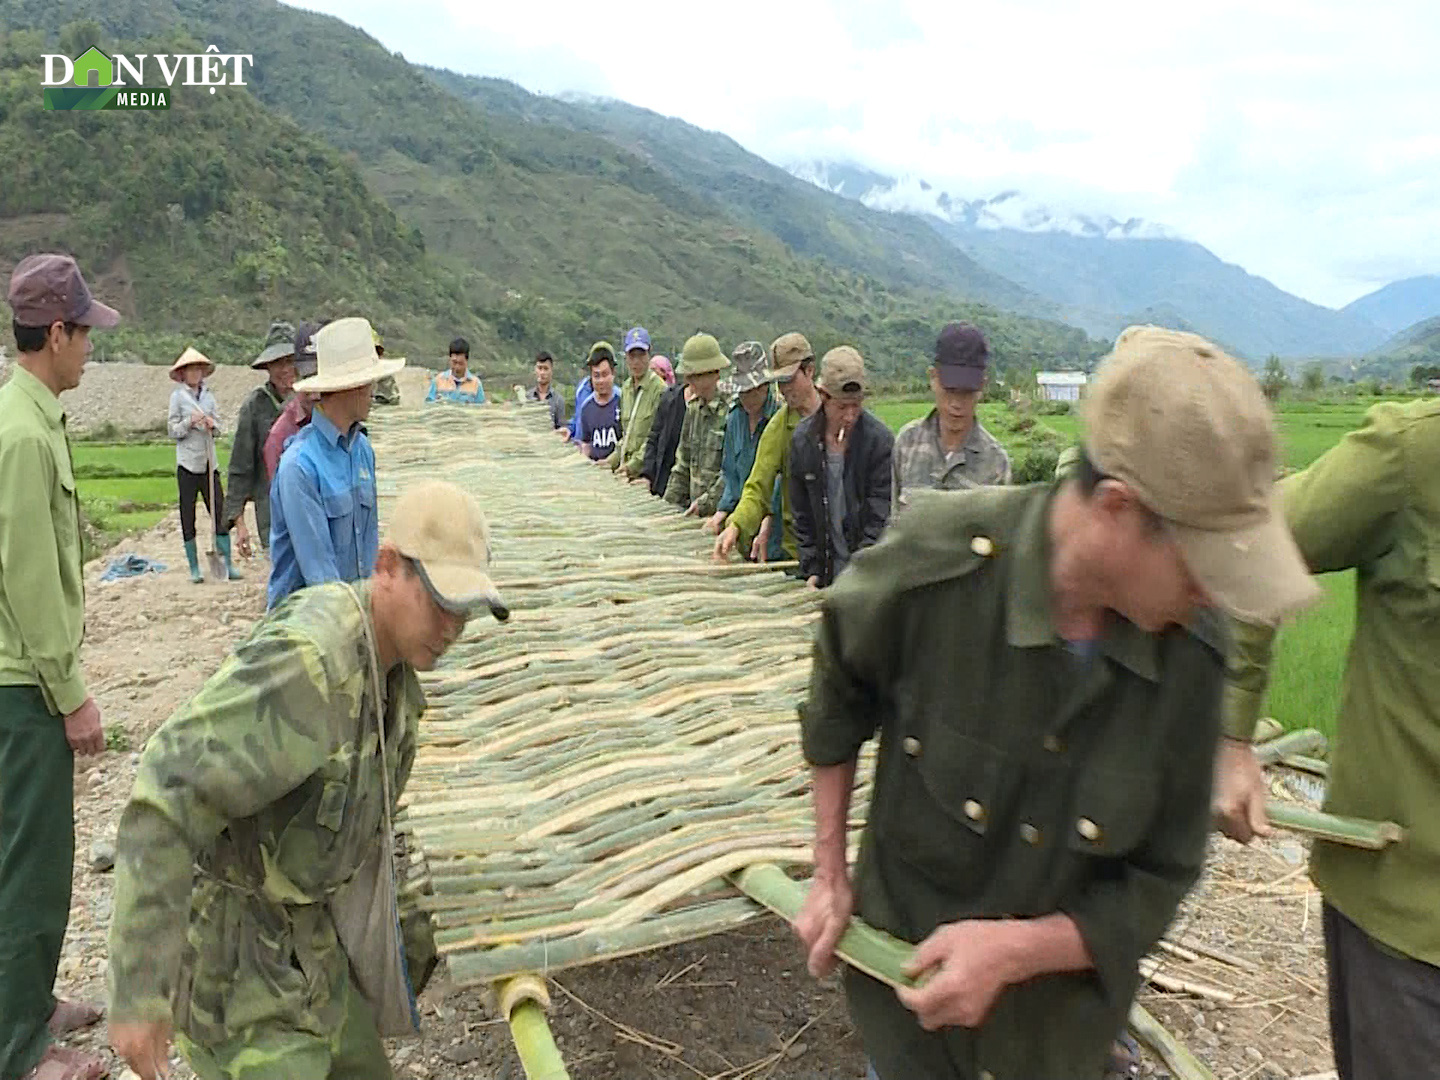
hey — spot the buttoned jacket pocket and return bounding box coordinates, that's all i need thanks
[878,724,1007,892]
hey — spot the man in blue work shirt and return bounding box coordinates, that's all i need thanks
[267,317,406,609]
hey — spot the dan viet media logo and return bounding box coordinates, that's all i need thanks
[42,44,254,110]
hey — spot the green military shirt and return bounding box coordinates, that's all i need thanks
[729,402,805,559]
[612,368,667,477]
[665,393,730,517]
[108,582,426,1048]
[803,484,1224,1080]
[0,364,88,716]
[1225,399,1440,966]
[223,380,286,534]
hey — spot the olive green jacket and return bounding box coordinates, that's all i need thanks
[803,484,1225,1079]
[611,368,667,477]
[1226,399,1440,966]
[0,365,87,715]
[108,583,431,1048]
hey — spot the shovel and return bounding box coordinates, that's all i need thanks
[203,431,227,582]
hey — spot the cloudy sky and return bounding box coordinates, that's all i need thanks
[297,0,1440,308]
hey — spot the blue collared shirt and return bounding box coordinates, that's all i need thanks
[266,408,378,609]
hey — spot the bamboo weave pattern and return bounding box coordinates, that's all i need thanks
[370,403,871,986]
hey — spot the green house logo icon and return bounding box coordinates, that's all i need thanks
[72,46,113,89]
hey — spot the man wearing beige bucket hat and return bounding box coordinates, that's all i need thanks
[795,326,1317,1080]
[267,317,405,610]
[110,480,507,1080]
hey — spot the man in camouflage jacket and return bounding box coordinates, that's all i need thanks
[891,323,1010,511]
[665,333,733,519]
[108,481,509,1080]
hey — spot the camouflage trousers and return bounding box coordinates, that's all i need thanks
[178,970,391,1080]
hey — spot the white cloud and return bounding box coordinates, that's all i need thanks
[293,0,1440,308]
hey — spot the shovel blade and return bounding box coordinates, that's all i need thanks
[207,549,227,582]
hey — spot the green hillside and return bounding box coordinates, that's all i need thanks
[1,0,1105,380]
[0,26,484,364]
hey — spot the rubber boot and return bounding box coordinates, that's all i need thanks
[216,534,244,581]
[183,539,203,584]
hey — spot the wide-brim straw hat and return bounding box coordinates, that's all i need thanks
[170,346,215,382]
[293,316,406,394]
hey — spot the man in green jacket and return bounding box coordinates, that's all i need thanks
[1,253,119,1080]
[225,320,297,557]
[714,332,821,563]
[796,326,1317,1080]
[1213,397,1440,1080]
[612,326,667,480]
[109,480,509,1080]
[665,333,732,518]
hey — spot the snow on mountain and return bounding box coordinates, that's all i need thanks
[789,162,1180,242]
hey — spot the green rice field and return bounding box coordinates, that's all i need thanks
[75,441,232,553]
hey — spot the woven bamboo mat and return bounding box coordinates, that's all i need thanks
[369,402,873,986]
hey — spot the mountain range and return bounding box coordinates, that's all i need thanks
[2,0,1438,381]
[791,163,1427,361]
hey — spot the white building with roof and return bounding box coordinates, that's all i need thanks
[1036,371,1090,402]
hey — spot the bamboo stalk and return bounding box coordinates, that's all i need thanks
[500,561,801,588]
[1138,958,1236,1003]
[508,1000,571,1080]
[1280,754,1330,777]
[1266,801,1404,849]
[1254,729,1328,765]
[1252,717,1285,744]
[1128,1002,1217,1080]
[731,863,919,990]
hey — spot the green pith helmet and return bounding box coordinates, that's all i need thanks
[676,333,730,376]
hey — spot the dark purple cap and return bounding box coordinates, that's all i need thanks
[7,254,120,330]
[934,322,989,391]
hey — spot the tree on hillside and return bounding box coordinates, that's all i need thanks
[1261,354,1290,401]
[1301,362,1325,393]
[1409,363,1440,387]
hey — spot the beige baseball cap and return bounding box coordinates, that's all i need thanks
[387,481,509,622]
[1082,325,1317,626]
[765,332,815,382]
[817,346,867,401]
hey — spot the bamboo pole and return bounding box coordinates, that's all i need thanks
[1267,801,1403,849]
[1280,754,1330,777]
[733,863,1216,1075]
[1128,1003,1216,1080]
[1254,728,1328,765]
[496,976,570,1080]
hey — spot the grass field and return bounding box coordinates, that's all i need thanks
[76,442,232,557]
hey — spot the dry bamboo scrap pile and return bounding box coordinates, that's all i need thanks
[365,403,866,987]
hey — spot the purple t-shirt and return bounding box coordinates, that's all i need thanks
[578,392,621,460]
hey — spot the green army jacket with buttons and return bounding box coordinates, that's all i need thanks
[1225,399,1440,967]
[802,483,1225,1080]
[108,582,430,1048]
